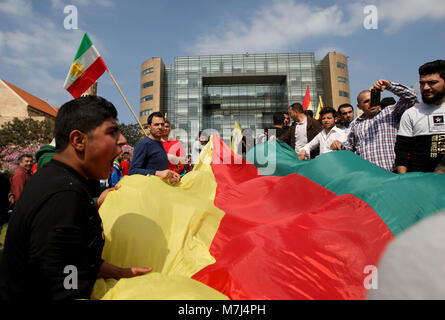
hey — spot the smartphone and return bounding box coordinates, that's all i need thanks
[370,89,381,107]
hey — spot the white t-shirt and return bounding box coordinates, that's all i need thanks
[294,117,308,153]
[301,126,347,158]
[398,102,445,136]
[191,140,203,164]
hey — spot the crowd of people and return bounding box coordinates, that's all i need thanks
[0,59,443,300]
[243,60,445,175]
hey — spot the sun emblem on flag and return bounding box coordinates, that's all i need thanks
[69,61,84,77]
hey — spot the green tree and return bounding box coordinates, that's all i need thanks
[119,123,143,147]
[0,118,54,148]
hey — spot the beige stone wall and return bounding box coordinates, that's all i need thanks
[321,52,351,110]
[0,81,56,127]
[140,58,164,125]
[27,107,56,125]
[0,81,28,118]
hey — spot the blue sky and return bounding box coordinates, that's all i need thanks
[0,0,444,124]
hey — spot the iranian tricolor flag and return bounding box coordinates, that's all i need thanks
[63,33,107,98]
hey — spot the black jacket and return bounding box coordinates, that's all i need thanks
[279,116,323,158]
[0,160,104,300]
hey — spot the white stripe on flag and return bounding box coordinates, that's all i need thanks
[63,45,102,89]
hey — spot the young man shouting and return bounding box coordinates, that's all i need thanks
[0,96,151,300]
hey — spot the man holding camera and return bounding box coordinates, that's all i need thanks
[331,80,417,172]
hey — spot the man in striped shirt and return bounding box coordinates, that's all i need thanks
[331,79,417,172]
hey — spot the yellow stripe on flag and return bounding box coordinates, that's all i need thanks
[92,136,228,299]
[69,61,84,78]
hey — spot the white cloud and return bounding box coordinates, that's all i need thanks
[376,0,445,33]
[1,22,82,68]
[189,0,362,55]
[51,0,114,9]
[0,0,32,16]
[315,46,346,60]
[189,0,445,55]
[0,0,107,107]
[22,68,68,106]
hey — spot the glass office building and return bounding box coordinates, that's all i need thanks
[140,52,350,151]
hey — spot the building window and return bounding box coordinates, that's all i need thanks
[338,76,348,83]
[142,81,153,88]
[337,62,347,70]
[140,109,153,116]
[339,90,349,98]
[142,67,154,75]
[141,95,153,102]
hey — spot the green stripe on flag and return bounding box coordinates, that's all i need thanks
[73,33,93,61]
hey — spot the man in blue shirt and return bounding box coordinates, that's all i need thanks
[129,112,180,184]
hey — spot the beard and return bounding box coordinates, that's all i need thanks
[422,89,445,104]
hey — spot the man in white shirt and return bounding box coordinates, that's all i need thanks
[395,60,445,173]
[280,103,322,158]
[336,103,355,136]
[298,107,347,160]
[191,131,208,165]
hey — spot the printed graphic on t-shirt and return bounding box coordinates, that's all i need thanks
[428,114,445,133]
[431,134,445,158]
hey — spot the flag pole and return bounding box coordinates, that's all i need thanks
[106,69,148,137]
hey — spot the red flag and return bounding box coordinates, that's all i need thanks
[302,86,313,111]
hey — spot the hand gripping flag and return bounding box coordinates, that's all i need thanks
[63,33,108,98]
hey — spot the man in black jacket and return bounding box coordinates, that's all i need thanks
[279,102,322,158]
[0,96,152,300]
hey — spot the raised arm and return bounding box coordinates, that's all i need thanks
[371,80,417,119]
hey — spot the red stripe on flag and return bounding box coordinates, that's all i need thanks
[67,57,107,99]
[192,135,394,300]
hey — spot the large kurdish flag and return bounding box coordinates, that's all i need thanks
[63,33,107,99]
[92,135,445,300]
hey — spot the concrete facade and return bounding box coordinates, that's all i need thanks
[321,52,351,110]
[140,57,164,126]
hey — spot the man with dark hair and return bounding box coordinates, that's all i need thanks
[10,154,33,202]
[331,79,417,172]
[380,97,397,110]
[268,111,287,140]
[129,112,180,184]
[298,107,347,160]
[283,112,290,128]
[304,110,314,118]
[337,103,355,135]
[279,102,322,158]
[0,96,152,300]
[396,60,445,173]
